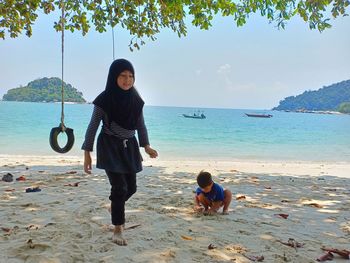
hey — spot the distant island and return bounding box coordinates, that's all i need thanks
[273,79,350,114]
[2,77,86,103]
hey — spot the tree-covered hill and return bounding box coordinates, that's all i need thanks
[2,77,86,103]
[273,80,350,113]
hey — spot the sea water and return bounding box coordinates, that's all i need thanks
[0,101,349,162]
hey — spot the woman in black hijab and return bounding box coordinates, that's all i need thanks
[82,59,158,246]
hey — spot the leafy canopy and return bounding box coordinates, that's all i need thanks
[1,0,349,49]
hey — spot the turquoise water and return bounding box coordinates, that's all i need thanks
[0,101,350,161]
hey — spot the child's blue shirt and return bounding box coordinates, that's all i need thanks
[196,182,224,201]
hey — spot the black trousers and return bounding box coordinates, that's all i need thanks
[106,171,137,225]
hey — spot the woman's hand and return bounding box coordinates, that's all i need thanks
[144,145,158,158]
[84,151,92,174]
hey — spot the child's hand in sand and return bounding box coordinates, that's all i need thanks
[204,208,217,216]
[194,205,204,212]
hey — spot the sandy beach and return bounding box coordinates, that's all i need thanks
[1,155,349,263]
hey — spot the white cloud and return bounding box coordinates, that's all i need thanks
[217,64,233,90]
[217,64,231,75]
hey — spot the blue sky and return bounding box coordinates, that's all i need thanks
[0,11,349,109]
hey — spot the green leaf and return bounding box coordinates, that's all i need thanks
[0,0,348,47]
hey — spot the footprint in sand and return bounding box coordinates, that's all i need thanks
[9,239,52,258]
[161,249,176,259]
[20,203,41,208]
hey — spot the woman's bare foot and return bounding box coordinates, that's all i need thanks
[112,225,127,246]
[222,209,229,215]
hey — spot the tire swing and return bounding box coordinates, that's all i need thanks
[49,3,74,154]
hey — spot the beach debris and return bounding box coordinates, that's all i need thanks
[25,239,51,250]
[208,243,217,249]
[227,245,247,253]
[25,225,39,231]
[5,188,15,192]
[65,171,77,174]
[242,254,264,262]
[321,247,350,259]
[264,186,272,189]
[236,195,246,200]
[311,185,319,190]
[278,238,304,251]
[316,252,334,261]
[16,176,26,181]
[27,239,35,249]
[25,186,41,193]
[125,224,141,230]
[181,235,193,240]
[2,226,19,236]
[305,203,323,208]
[274,213,289,219]
[281,252,288,262]
[160,249,176,258]
[2,173,13,182]
[250,177,259,183]
[38,170,45,173]
[64,182,80,187]
[1,227,11,233]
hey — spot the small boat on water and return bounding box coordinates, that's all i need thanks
[183,111,206,119]
[245,113,273,118]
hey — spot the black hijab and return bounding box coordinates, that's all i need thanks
[93,59,144,130]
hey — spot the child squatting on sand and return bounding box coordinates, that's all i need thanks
[194,171,232,215]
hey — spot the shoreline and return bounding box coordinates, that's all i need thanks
[1,154,350,179]
[2,152,350,163]
[274,109,349,115]
[2,153,350,164]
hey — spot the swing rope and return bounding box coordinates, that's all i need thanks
[107,0,115,61]
[49,1,74,154]
[111,25,115,61]
[60,3,65,131]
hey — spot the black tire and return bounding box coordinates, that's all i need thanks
[49,126,75,154]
